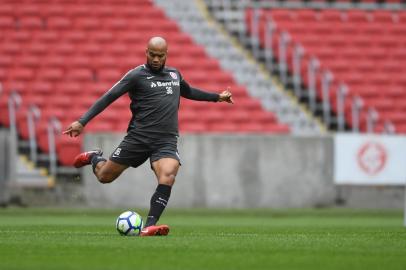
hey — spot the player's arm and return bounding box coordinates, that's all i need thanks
[63,70,135,137]
[180,79,233,104]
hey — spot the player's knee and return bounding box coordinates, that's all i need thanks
[96,171,116,184]
[159,173,176,186]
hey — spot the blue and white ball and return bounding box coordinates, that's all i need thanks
[116,211,143,236]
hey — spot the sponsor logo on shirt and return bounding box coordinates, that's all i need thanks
[150,81,179,88]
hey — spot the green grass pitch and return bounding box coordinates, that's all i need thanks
[0,208,405,270]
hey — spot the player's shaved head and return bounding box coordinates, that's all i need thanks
[147,36,168,52]
[146,36,168,72]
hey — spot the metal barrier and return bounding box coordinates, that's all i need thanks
[47,117,61,177]
[336,84,348,132]
[321,70,334,127]
[8,91,21,143]
[250,8,261,59]
[351,96,363,132]
[292,44,304,98]
[278,31,290,86]
[384,121,395,134]
[27,105,41,165]
[264,20,274,72]
[307,57,319,114]
[7,91,21,191]
[366,108,379,133]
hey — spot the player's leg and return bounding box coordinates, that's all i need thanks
[73,149,129,183]
[141,157,180,236]
[148,157,180,223]
[93,160,128,184]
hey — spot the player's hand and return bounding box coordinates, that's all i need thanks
[218,88,234,104]
[63,121,84,137]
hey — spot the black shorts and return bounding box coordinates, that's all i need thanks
[109,135,181,168]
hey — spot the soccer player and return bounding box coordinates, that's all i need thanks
[63,36,233,236]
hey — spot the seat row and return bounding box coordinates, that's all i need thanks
[0,1,291,166]
[246,8,406,133]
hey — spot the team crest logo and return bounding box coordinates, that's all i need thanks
[169,72,177,79]
[357,141,387,175]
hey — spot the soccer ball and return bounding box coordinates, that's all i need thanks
[116,211,144,236]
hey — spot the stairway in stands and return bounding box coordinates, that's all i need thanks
[0,0,291,172]
[154,0,322,135]
[206,0,406,134]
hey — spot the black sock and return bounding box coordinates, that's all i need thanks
[91,155,106,173]
[145,184,172,227]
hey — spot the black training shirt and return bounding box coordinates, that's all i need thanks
[78,64,219,137]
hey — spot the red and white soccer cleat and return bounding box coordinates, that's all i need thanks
[140,225,170,237]
[73,149,103,168]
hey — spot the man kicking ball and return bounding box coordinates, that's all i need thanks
[63,36,233,236]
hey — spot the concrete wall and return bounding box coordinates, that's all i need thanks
[81,133,404,208]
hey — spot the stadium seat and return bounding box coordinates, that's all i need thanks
[0,0,291,167]
[56,136,82,166]
[20,16,43,29]
[247,8,406,133]
[47,17,72,30]
[0,16,15,29]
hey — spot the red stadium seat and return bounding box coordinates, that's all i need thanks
[10,68,35,81]
[47,17,72,30]
[0,0,291,167]
[20,17,43,29]
[320,10,344,22]
[0,55,13,68]
[0,16,15,29]
[34,31,59,43]
[1,42,22,55]
[251,8,406,133]
[16,4,41,17]
[56,136,82,166]
[37,68,64,82]
[9,30,32,42]
[0,5,13,16]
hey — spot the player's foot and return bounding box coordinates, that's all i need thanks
[73,149,103,168]
[140,225,170,236]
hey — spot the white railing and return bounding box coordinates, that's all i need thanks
[47,117,61,177]
[307,57,319,114]
[321,70,334,127]
[278,31,290,86]
[27,105,41,165]
[250,8,261,59]
[264,20,274,72]
[7,91,21,185]
[336,83,348,132]
[292,44,304,99]
[8,91,22,147]
[351,96,363,132]
[384,120,395,134]
[366,108,379,133]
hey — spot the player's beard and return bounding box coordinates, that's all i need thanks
[147,59,166,73]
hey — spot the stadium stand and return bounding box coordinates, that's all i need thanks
[244,7,406,133]
[154,0,321,135]
[0,0,290,168]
